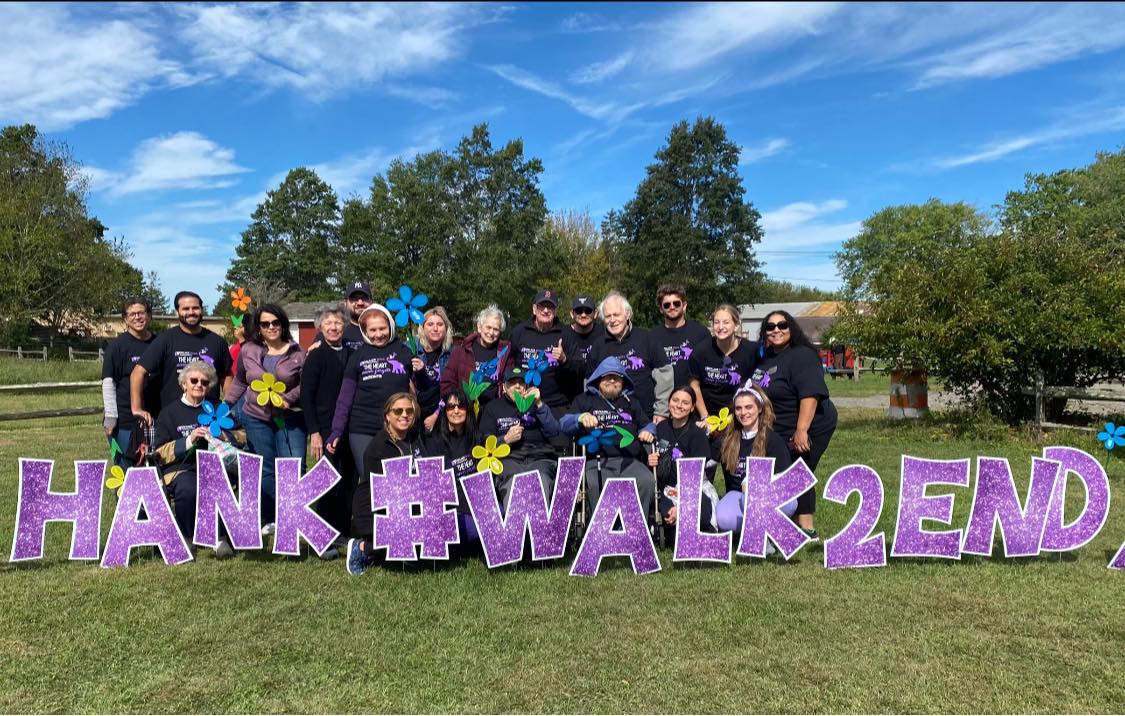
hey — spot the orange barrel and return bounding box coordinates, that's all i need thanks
[887,369,929,419]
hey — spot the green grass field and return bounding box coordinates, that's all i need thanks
[1,360,1124,712]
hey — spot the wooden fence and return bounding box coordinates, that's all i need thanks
[1022,372,1125,435]
[0,346,103,362]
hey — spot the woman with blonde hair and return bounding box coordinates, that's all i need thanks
[714,382,797,533]
[411,306,454,432]
[688,303,758,421]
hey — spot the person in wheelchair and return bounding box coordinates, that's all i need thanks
[561,357,656,518]
[647,385,718,545]
[477,365,562,508]
[153,359,246,559]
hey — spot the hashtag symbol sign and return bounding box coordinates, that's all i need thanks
[371,456,459,560]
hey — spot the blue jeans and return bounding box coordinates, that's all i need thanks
[242,412,308,526]
[108,425,133,470]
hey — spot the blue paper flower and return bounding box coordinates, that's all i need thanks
[578,429,619,455]
[198,400,234,438]
[525,351,549,387]
[386,285,428,328]
[1097,422,1125,451]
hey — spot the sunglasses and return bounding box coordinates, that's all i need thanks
[573,308,594,316]
[260,319,283,329]
[188,377,210,386]
[389,407,416,417]
[764,321,790,332]
[662,299,683,310]
[445,402,466,412]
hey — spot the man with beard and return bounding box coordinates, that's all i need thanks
[562,357,657,518]
[130,291,232,424]
[649,284,711,390]
[560,294,603,402]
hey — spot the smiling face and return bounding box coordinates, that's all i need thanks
[362,312,392,347]
[176,296,202,330]
[533,301,557,328]
[598,373,625,400]
[478,316,502,347]
[571,305,596,328]
[385,397,416,437]
[764,312,792,350]
[320,313,345,344]
[422,314,447,348]
[602,298,628,337]
[712,308,738,341]
[444,397,467,430]
[183,369,210,404]
[660,293,686,323]
[259,311,282,344]
[124,302,150,334]
[733,393,761,431]
[346,292,370,322]
[668,389,694,421]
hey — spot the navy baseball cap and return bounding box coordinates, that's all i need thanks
[572,295,595,310]
[533,289,558,307]
[346,281,371,299]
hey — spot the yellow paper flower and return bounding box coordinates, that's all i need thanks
[251,372,286,407]
[706,407,732,433]
[471,435,510,475]
[230,287,252,312]
[105,465,126,496]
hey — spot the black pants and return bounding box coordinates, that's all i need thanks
[657,492,713,547]
[785,427,835,516]
[315,435,356,542]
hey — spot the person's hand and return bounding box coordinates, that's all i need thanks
[525,387,541,405]
[132,409,153,426]
[551,339,566,364]
[666,505,678,525]
[790,428,811,453]
[653,415,666,424]
[647,451,659,468]
[326,437,338,455]
[580,413,598,429]
[423,413,439,432]
[695,419,710,432]
[308,340,322,351]
[504,425,524,444]
[190,426,210,443]
[310,433,323,462]
[103,418,115,437]
[411,357,425,373]
[280,398,290,410]
[639,430,655,444]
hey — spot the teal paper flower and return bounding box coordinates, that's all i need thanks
[1097,422,1125,451]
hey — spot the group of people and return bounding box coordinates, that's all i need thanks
[102,282,838,574]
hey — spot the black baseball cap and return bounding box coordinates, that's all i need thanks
[572,295,595,310]
[346,281,371,300]
[533,289,558,307]
[503,365,526,383]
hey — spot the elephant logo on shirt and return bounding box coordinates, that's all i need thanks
[625,353,646,371]
[387,354,406,374]
[680,341,693,361]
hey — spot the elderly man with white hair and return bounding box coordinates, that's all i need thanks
[585,291,673,420]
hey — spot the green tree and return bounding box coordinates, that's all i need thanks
[603,117,764,325]
[536,210,616,305]
[757,278,836,302]
[220,167,341,306]
[136,271,170,314]
[0,124,143,341]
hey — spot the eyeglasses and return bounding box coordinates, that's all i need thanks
[260,319,282,329]
[764,321,790,332]
[535,303,556,311]
[188,377,210,386]
[390,407,416,417]
[125,311,148,319]
[662,299,683,310]
[573,308,594,316]
[445,403,466,412]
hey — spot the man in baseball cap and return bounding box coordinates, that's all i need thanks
[561,294,603,401]
[341,280,371,350]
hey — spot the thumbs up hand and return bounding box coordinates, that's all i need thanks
[552,338,566,364]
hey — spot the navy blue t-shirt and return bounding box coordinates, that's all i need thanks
[688,337,758,416]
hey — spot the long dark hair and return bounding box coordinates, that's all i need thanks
[438,387,477,441]
[248,303,292,344]
[758,310,816,354]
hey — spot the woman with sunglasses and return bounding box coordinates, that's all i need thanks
[750,310,838,540]
[154,359,245,557]
[347,392,423,576]
[326,304,414,482]
[714,383,796,538]
[422,387,481,548]
[224,303,306,534]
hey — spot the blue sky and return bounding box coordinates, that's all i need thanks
[5,2,1125,309]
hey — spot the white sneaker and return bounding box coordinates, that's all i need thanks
[261,522,276,537]
[765,541,777,556]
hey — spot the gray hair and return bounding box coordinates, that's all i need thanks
[314,303,347,330]
[476,304,506,333]
[178,359,218,391]
[598,291,633,322]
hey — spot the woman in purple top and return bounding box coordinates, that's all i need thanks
[224,303,306,532]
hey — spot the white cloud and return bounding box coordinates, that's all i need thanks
[486,64,642,123]
[740,138,790,164]
[111,132,251,195]
[77,166,124,194]
[177,3,477,101]
[560,12,621,34]
[761,199,848,233]
[0,4,194,130]
[571,52,633,84]
[756,199,856,288]
[932,104,1125,169]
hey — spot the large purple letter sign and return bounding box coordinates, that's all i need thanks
[672,458,731,563]
[736,458,816,559]
[570,477,660,577]
[101,466,192,567]
[1040,446,1110,554]
[823,465,887,569]
[274,457,342,557]
[371,456,459,560]
[961,457,1059,558]
[462,457,583,568]
[194,451,263,551]
[891,457,970,560]
[10,459,104,562]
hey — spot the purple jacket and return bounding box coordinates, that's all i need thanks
[225,341,305,423]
